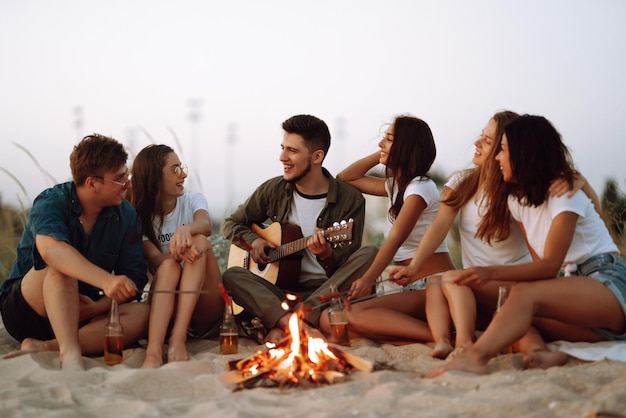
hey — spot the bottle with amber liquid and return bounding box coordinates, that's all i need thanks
[104,299,124,365]
[495,286,513,354]
[327,284,350,346]
[220,302,239,355]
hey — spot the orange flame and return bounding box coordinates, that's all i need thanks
[234,305,347,387]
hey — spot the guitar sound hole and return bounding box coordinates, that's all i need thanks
[258,264,267,272]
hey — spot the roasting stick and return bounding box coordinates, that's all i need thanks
[98,289,212,296]
[95,277,451,298]
[311,276,452,311]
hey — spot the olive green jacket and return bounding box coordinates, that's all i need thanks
[221,168,365,277]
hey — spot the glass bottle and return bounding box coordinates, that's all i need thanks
[327,284,350,346]
[495,286,513,354]
[104,299,124,365]
[495,286,507,314]
[220,302,239,354]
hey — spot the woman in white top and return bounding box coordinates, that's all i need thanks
[319,115,455,343]
[390,111,529,356]
[391,111,595,358]
[130,145,224,368]
[430,114,626,376]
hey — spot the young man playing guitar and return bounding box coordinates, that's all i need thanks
[221,114,377,343]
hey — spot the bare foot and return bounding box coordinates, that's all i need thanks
[60,350,85,371]
[447,343,473,361]
[263,327,286,344]
[142,351,164,368]
[431,341,454,359]
[425,354,489,377]
[167,344,189,363]
[523,350,569,370]
[21,338,49,352]
[3,338,52,360]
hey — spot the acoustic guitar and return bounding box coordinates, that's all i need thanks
[227,220,353,314]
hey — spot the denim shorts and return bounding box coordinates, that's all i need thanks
[573,252,626,341]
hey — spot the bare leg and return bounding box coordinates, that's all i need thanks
[15,266,149,368]
[8,303,149,359]
[188,240,224,337]
[425,278,453,358]
[167,237,210,362]
[21,267,84,370]
[328,291,433,343]
[445,283,476,350]
[142,259,181,368]
[427,277,625,377]
[531,317,606,343]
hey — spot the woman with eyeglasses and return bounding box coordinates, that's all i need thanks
[130,144,224,368]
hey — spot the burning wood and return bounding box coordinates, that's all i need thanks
[220,304,373,391]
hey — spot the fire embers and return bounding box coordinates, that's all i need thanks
[221,303,372,391]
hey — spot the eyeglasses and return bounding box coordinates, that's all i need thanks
[171,164,188,178]
[93,175,131,188]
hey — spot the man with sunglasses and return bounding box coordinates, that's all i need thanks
[0,134,149,370]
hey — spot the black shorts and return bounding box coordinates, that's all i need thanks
[0,279,55,342]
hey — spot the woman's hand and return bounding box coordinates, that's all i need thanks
[549,172,586,198]
[347,276,375,301]
[388,264,419,286]
[170,225,193,259]
[450,267,491,288]
[178,245,204,264]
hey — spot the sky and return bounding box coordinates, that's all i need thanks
[1,0,625,220]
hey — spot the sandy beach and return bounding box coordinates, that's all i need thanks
[1,317,625,418]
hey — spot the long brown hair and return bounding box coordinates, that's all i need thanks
[129,144,174,248]
[385,115,436,220]
[442,111,520,243]
[505,115,575,206]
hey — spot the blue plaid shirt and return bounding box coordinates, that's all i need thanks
[1,182,147,301]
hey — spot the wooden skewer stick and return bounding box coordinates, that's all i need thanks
[318,277,452,301]
[313,276,452,310]
[98,289,212,296]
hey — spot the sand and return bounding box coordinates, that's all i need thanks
[1,318,625,418]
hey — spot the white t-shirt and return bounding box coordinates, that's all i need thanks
[446,171,531,267]
[288,190,327,282]
[508,190,617,265]
[385,176,448,262]
[149,192,210,254]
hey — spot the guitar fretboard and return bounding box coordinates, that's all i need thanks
[267,236,309,262]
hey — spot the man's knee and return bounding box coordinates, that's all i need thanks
[222,267,248,286]
[355,245,378,260]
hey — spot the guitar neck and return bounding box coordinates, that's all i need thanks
[268,235,311,262]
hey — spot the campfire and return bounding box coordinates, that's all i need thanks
[220,299,373,391]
